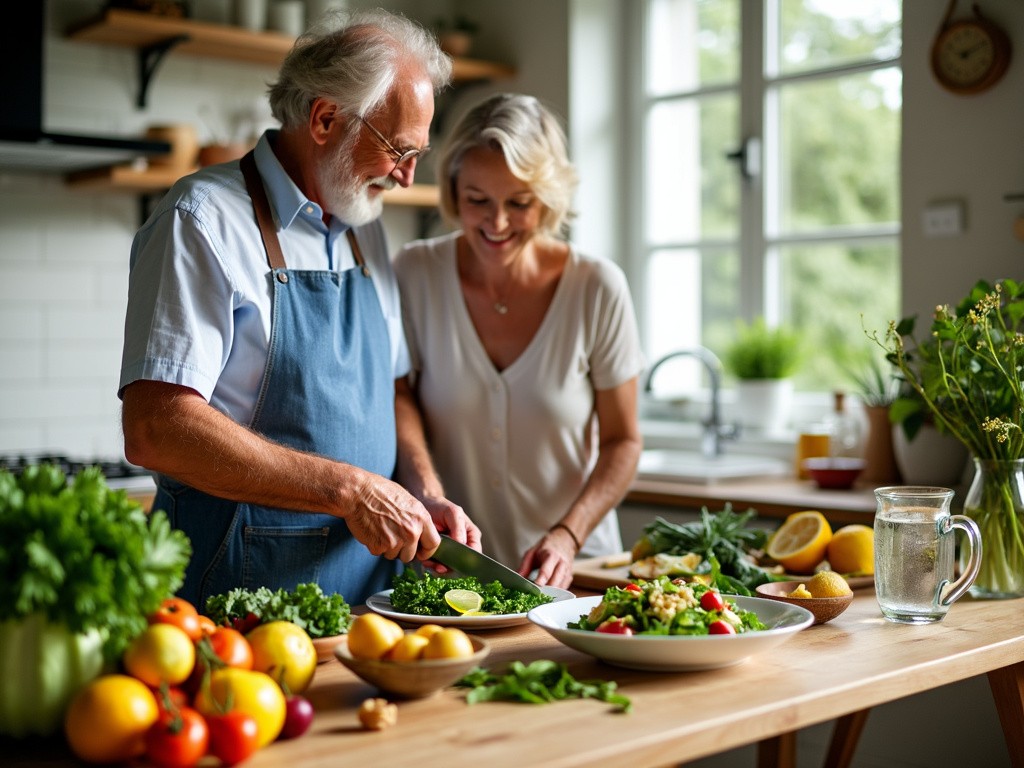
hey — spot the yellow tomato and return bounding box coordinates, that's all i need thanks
[64,674,158,764]
[122,623,196,687]
[246,621,317,694]
[421,627,475,660]
[195,668,286,748]
[347,613,403,660]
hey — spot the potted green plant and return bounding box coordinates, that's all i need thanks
[874,278,1024,598]
[723,317,801,434]
[848,355,902,484]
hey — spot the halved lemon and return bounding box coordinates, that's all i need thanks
[444,589,483,614]
[766,510,832,574]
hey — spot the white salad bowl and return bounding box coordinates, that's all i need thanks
[527,594,813,672]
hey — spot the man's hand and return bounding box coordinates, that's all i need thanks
[345,474,442,563]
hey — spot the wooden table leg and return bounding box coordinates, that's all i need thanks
[822,709,870,768]
[988,661,1024,768]
[757,731,796,768]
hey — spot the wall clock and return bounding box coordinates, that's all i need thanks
[930,1,1012,95]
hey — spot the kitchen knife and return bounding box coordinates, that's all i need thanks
[432,536,544,596]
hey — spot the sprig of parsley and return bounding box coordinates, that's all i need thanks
[0,464,191,662]
[204,583,351,637]
[457,660,632,713]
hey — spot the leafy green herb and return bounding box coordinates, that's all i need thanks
[0,464,191,662]
[204,582,351,637]
[632,506,774,593]
[457,660,631,713]
[389,569,552,616]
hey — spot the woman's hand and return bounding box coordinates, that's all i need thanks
[519,529,577,589]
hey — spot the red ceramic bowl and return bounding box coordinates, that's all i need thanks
[801,457,866,490]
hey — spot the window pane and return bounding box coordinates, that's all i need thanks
[646,94,739,243]
[775,0,901,75]
[778,240,899,390]
[646,0,740,96]
[645,247,740,368]
[776,67,901,233]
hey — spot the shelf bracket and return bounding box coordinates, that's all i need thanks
[137,34,190,109]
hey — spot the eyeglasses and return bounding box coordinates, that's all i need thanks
[358,115,430,173]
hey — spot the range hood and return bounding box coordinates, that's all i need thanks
[0,5,169,173]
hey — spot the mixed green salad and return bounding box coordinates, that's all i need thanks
[569,576,767,636]
[204,582,351,637]
[390,569,552,616]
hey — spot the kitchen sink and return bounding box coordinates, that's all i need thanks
[636,449,790,484]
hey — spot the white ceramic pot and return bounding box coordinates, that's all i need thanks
[892,423,970,487]
[733,378,793,436]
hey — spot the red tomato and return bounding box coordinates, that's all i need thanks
[144,706,209,768]
[207,711,260,766]
[623,583,643,594]
[150,597,203,642]
[699,590,726,612]
[150,685,191,713]
[708,620,736,635]
[208,627,254,670]
[595,618,634,635]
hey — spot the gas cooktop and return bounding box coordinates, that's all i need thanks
[0,453,156,490]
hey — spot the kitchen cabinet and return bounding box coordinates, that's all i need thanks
[63,8,516,206]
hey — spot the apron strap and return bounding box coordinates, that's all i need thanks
[241,148,371,278]
[240,150,287,272]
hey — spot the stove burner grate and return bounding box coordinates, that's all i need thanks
[0,454,151,479]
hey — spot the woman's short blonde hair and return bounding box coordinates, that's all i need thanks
[437,93,578,237]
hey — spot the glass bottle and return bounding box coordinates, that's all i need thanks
[828,391,862,458]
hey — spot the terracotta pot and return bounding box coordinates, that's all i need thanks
[860,405,901,485]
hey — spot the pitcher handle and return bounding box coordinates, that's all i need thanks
[939,514,983,606]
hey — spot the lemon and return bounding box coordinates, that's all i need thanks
[805,570,852,598]
[444,589,483,614]
[787,584,813,598]
[422,627,475,660]
[766,510,833,574]
[413,623,445,640]
[385,633,430,662]
[347,613,404,660]
[827,524,875,575]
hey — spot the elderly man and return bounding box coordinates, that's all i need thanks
[119,9,479,608]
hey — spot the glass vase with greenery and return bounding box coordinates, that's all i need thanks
[873,278,1024,598]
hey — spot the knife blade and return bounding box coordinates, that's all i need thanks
[432,536,544,596]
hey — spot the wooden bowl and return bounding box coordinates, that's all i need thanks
[802,457,866,490]
[333,634,489,699]
[755,581,854,625]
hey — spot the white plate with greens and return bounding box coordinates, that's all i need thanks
[527,594,813,671]
[366,586,575,629]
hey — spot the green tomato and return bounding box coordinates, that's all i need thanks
[0,614,105,737]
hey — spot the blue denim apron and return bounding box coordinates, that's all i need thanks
[153,151,401,609]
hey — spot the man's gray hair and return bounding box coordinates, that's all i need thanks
[268,8,452,129]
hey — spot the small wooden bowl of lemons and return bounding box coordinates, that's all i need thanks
[755,572,854,625]
[334,615,489,699]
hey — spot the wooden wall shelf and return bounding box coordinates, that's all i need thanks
[63,9,513,207]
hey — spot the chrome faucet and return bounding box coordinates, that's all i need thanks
[642,347,740,458]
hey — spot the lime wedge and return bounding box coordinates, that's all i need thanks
[444,588,483,614]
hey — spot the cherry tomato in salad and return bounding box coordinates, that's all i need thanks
[144,706,209,768]
[623,583,643,594]
[699,590,726,612]
[708,620,736,635]
[207,711,260,766]
[280,694,315,740]
[150,597,203,642]
[595,617,634,635]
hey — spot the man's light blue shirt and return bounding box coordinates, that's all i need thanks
[119,130,410,426]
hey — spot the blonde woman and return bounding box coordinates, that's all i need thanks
[395,93,644,589]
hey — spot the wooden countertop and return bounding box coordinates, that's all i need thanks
[9,590,1024,767]
[627,476,878,523]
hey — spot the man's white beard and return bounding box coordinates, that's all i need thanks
[317,135,395,227]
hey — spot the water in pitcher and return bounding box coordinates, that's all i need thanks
[874,508,952,621]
